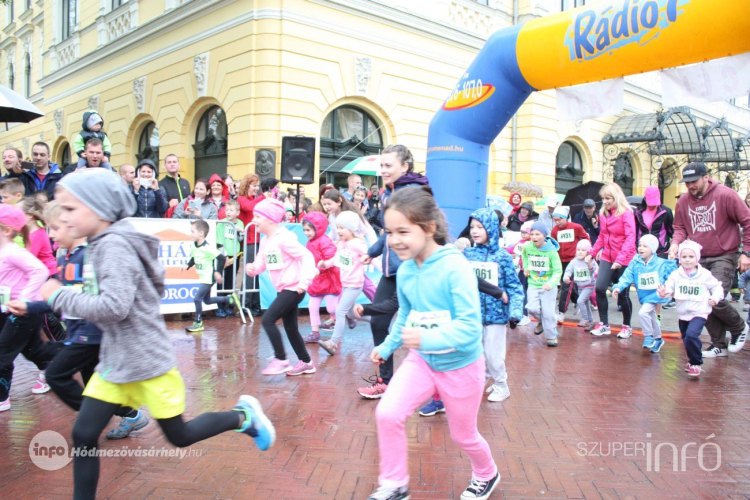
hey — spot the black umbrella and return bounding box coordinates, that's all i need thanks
[562,181,604,220]
[0,84,44,123]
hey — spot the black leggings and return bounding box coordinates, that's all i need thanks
[72,396,242,500]
[595,260,632,326]
[194,283,229,321]
[370,276,397,384]
[261,290,310,363]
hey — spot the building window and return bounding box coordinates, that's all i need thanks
[8,63,14,90]
[24,53,31,97]
[193,106,228,180]
[561,0,585,11]
[112,0,127,9]
[613,152,634,197]
[319,105,383,188]
[26,0,31,11]
[7,1,14,23]
[555,141,584,193]
[474,0,489,5]
[62,0,77,40]
[60,142,71,169]
[136,121,159,165]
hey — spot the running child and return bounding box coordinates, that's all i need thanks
[245,197,317,376]
[522,221,563,346]
[657,241,723,377]
[506,220,534,326]
[368,187,499,500]
[0,178,25,206]
[550,205,590,323]
[563,239,598,331]
[301,211,341,344]
[6,201,148,439]
[19,197,57,276]
[215,199,244,317]
[182,219,239,332]
[43,169,275,499]
[0,204,62,412]
[318,211,368,355]
[611,234,676,351]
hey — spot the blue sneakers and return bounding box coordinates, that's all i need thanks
[234,395,276,451]
[650,338,665,353]
[418,398,445,417]
[106,410,149,440]
[642,337,655,349]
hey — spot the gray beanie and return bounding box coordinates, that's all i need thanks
[58,168,136,222]
[639,234,659,255]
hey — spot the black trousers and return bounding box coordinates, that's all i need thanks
[261,290,310,363]
[194,283,230,322]
[558,260,579,313]
[370,276,397,384]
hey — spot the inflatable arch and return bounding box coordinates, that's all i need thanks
[427,0,750,235]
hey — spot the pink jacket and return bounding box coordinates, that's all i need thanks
[247,226,317,293]
[327,238,368,288]
[28,228,57,277]
[590,208,636,266]
[0,242,49,301]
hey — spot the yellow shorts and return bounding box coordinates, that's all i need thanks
[83,368,186,419]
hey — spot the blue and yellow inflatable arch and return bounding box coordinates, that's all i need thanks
[428,0,750,235]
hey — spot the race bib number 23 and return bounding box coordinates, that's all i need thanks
[265,248,284,270]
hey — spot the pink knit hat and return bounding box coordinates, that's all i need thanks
[0,204,26,232]
[254,198,286,223]
[678,240,702,262]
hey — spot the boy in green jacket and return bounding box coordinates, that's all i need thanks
[522,221,563,346]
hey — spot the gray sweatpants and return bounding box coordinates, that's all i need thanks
[527,286,559,340]
[577,285,595,322]
[639,302,662,339]
[483,324,507,386]
[331,287,362,342]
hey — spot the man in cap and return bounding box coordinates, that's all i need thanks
[573,198,600,245]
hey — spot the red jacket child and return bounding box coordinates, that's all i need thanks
[550,207,590,263]
[302,211,342,297]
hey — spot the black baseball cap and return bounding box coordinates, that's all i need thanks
[679,162,708,183]
[583,199,596,208]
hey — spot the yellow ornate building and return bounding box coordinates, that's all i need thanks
[1,0,749,206]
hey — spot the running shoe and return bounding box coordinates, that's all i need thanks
[234,395,276,451]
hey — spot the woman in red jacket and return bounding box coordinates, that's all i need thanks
[585,183,636,338]
[237,173,265,315]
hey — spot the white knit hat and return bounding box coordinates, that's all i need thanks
[335,211,360,234]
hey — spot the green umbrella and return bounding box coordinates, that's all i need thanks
[341,155,381,176]
[535,193,566,206]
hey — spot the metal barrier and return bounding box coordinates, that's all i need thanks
[215,220,259,325]
[238,223,261,322]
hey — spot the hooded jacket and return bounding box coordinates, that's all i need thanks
[73,110,112,155]
[589,207,636,266]
[303,211,342,297]
[663,264,724,321]
[10,162,63,200]
[172,196,219,220]
[635,201,674,256]
[246,225,317,293]
[521,237,563,287]
[376,246,483,372]
[131,163,168,218]
[370,172,430,277]
[463,208,524,325]
[507,202,539,231]
[509,192,522,214]
[237,193,265,244]
[550,220,590,262]
[671,179,750,257]
[612,254,677,304]
[48,220,177,383]
[207,174,230,219]
[572,210,600,245]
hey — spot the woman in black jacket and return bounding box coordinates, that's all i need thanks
[506,201,539,231]
[131,159,168,218]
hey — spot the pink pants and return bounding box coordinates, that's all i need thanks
[375,351,496,488]
[307,295,338,330]
[363,275,376,301]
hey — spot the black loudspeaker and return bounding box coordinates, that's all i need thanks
[280,136,315,185]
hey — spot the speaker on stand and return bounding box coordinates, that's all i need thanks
[281,136,316,220]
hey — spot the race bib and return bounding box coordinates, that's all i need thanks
[0,286,10,306]
[224,225,236,240]
[556,229,575,243]
[528,256,549,272]
[336,250,354,271]
[471,261,499,286]
[406,310,455,354]
[82,263,99,295]
[674,282,705,300]
[573,267,590,282]
[639,272,658,290]
[265,248,284,271]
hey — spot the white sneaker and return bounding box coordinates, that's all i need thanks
[0,398,9,412]
[590,323,611,336]
[728,323,748,353]
[487,384,510,402]
[616,325,633,339]
[556,312,565,324]
[518,316,531,326]
[702,346,728,358]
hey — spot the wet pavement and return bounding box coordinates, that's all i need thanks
[1,303,750,499]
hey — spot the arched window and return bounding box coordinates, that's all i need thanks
[555,141,584,193]
[136,121,159,165]
[613,152,634,196]
[59,142,71,170]
[24,53,31,98]
[319,105,383,187]
[192,105,227,180]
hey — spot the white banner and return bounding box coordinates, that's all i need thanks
[661,53,750,108]
[127,218,222,315]
[556,78,624,121]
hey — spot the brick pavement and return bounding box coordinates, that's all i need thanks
[1,312,749,499]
